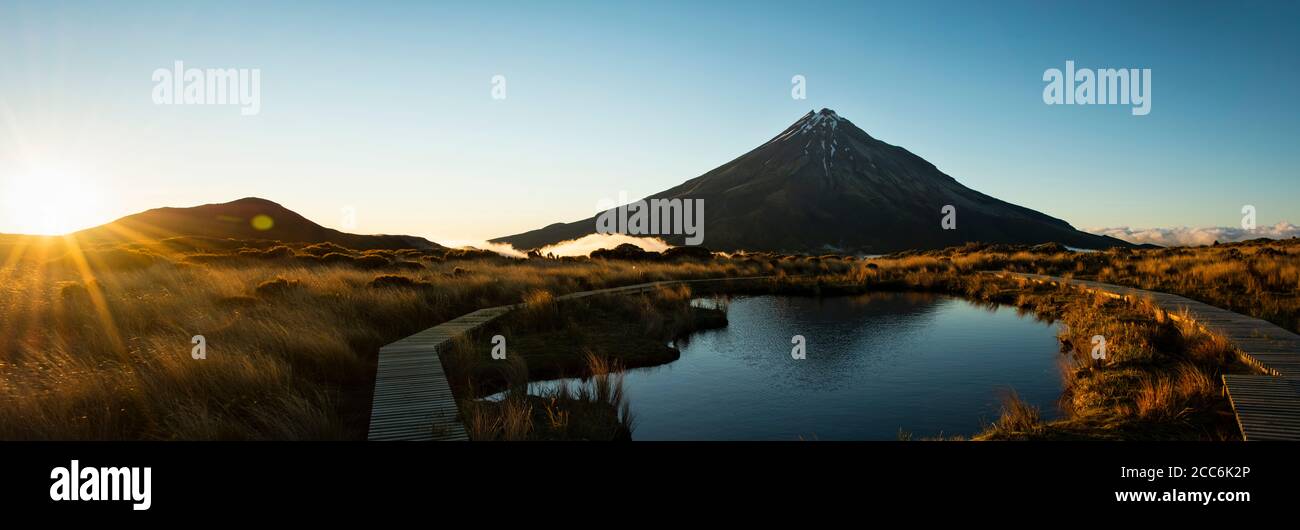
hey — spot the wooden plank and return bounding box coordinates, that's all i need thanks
[1223,375,1300,441]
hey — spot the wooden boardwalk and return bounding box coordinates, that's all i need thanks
[986,271,1300,441]
[367,306,513,440]
[367,275,779,441]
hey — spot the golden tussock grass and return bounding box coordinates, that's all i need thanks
[461,352,635,441]
[0,240,783,440]
[1,237,1293,440]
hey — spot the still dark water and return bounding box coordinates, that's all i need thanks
[530,293,1064,440]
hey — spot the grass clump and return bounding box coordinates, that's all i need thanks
[980,391,1045,439]
[254,277,303,297]
[444,285,723,398]
[462,353,634,441]
[368,274,425,289]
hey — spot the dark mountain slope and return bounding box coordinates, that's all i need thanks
[494,109,1130,253]
[70,197,439,250]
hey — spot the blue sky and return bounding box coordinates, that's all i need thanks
[0,0,1296,242]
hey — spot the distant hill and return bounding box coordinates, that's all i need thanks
[493,109,1132,253]
[59,197,440,250]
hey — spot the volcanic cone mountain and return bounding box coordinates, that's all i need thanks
[494,109,1131,253]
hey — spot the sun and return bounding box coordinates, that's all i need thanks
[1,170,108,235]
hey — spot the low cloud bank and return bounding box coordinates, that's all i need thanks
[538,233,672,257]
[438,240,527,258]
[1088,222,1300,247]
[444,233,673,258]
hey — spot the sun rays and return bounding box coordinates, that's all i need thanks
[0,219,179,369]
[1,169,109,236]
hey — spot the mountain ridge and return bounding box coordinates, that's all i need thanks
[493,108,1132,253]
[41,197,442,250]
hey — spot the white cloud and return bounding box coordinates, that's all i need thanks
[445,233,673,258]
[438,240,527,258]
[538,233,672,257]
[1087,222,1300,247]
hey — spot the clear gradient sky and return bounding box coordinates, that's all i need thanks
[1,0,1296,243]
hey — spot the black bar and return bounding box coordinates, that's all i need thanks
[1,441,1286,518]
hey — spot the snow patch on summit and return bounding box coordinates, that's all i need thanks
[801,109,842,133]
[765,109,847,147]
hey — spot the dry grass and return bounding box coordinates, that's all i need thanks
[983,391,1045,438]
[1134,364,1217,423]
[957,276,1249,440]
[461,353,635,441]
[1,235,1293,440]
[926,240,1300,333]
[0,239,783,440]
[849,244,1277,440]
